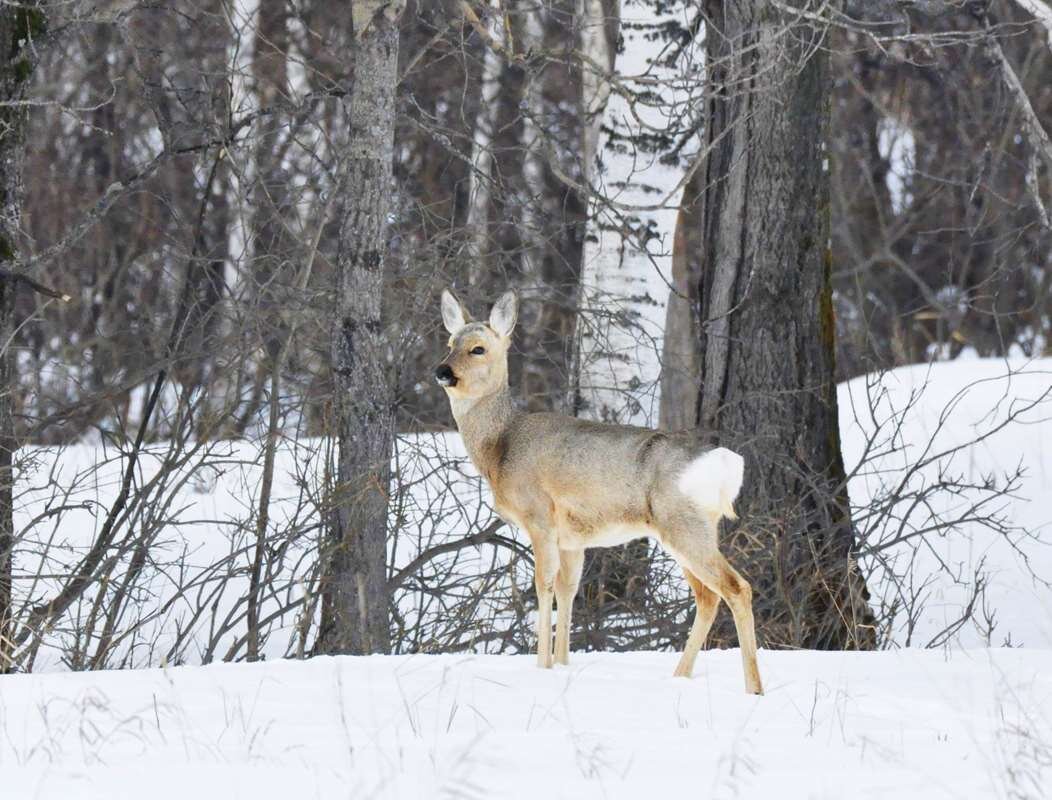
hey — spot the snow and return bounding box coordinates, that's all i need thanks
[839,359,1052,648]
[10,431,515,670]
[3,649,1050,798]
[7,345,1052,794]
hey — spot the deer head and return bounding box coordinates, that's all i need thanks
[434,289,518,400]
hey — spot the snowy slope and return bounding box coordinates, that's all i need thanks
[839,358,1052,648]
[3,649,1050,799]
[10,432,512,669]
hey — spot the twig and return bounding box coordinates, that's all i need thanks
[0,269,70,302]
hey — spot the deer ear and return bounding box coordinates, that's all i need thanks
[441,289,470,334]
[489,290,518,338]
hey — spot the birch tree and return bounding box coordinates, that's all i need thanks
[571,0,705,645]
[573,0,702,426]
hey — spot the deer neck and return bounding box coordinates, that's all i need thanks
[449,384,516,476]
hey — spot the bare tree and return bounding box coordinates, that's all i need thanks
[693,1,875,648]
[0,1,46,672]
[320,0,406,655]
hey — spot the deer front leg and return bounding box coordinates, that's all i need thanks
[532,537,559,669]
[554,548,584,665]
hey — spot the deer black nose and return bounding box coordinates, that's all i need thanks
[434,364,457,387]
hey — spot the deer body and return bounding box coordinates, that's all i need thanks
[436,290,763,695]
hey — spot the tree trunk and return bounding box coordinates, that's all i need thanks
[320,1,403,655]
[514,0,582,416]
[695,1,874,649]
[0,2,43,673]
[570,0,620,422]
[464,0,504,278]
[659,167,703,432]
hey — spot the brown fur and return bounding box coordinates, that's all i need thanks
[437,290,763,694]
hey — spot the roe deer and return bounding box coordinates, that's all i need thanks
[434,289,763,695]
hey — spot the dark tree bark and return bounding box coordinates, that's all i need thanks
[660,166,704,432]
[319,1,404,655]
[250,0,294,362]
[694,1,875,649]
[514,0,586,417]
[0,2,44,672]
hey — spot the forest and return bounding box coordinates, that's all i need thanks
[0,1,1050,796]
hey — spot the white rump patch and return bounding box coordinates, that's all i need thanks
[676,447,745,518]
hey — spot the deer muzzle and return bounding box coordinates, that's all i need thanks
[434,363,458,387]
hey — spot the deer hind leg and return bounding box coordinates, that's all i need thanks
[665,527,763,695]
[532,536,560,669]
[698,554,763,695]
[554,548,585,666]
[673,568,720,678]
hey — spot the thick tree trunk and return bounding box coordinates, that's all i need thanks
[0,2,43,673]
[320,2,403,655]
[696,1,874,649]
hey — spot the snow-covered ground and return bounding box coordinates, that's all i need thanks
[3,357,1050,797]
[3,649,1050,798]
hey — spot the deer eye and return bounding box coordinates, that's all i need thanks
[470,346,486,356]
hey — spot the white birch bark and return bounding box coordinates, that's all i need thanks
[466,1,506,281]
[573,0,702,425]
